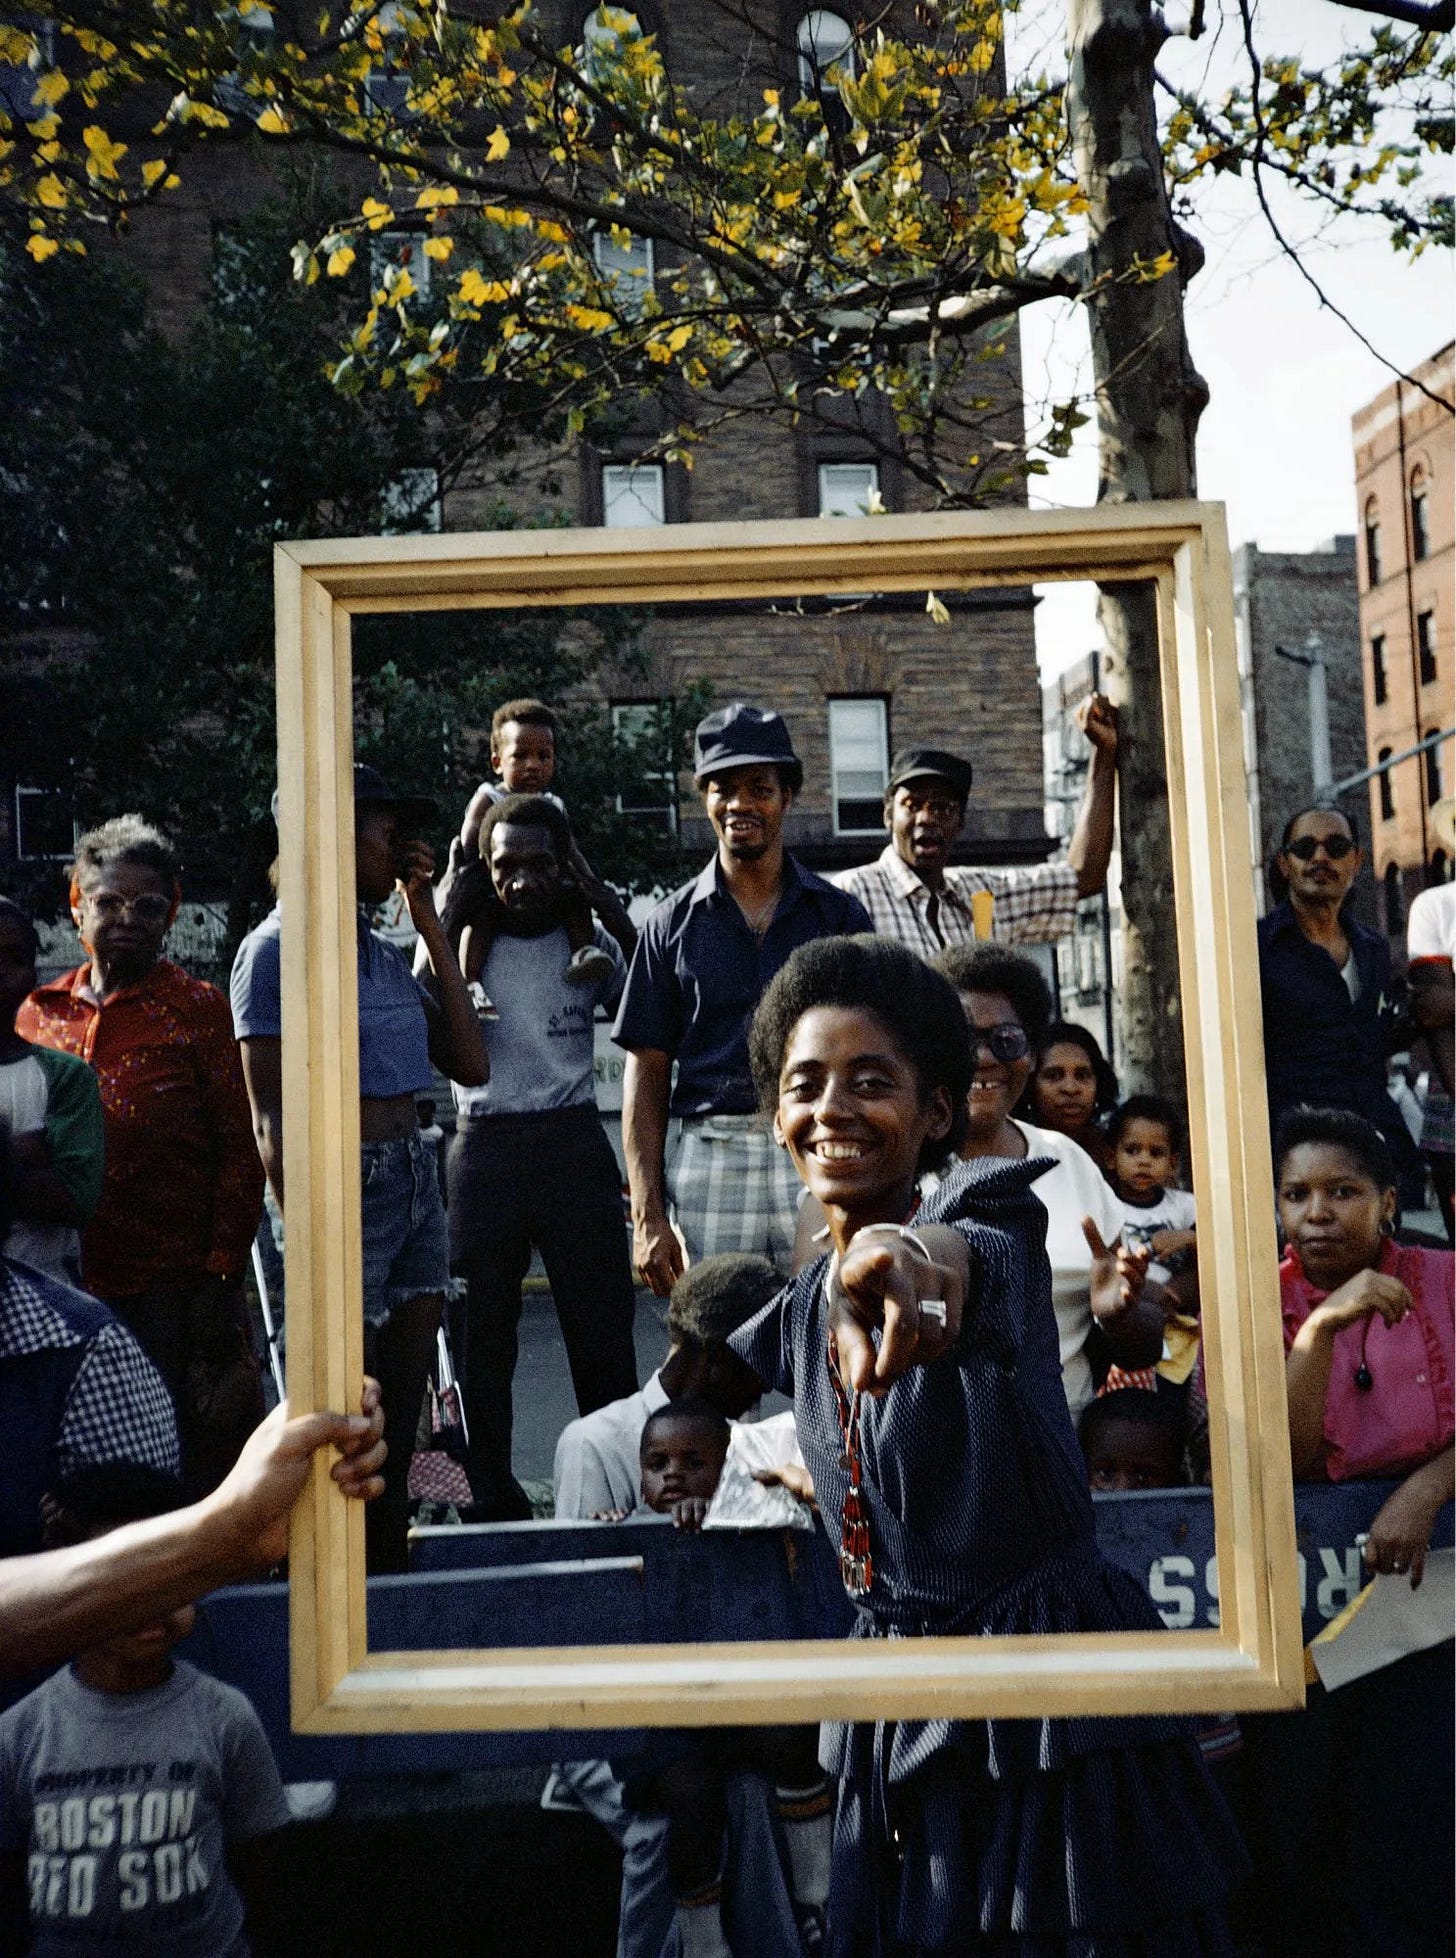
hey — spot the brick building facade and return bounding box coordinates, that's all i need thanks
[3,2,1051,888]
[1231,537,1369,914]
[1351,342,1455,937]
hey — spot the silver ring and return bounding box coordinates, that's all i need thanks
[919,1299,947,1328]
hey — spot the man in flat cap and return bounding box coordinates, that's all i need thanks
[830,698,1119,955]
[613,704,871,1294]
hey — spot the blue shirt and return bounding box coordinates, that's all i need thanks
[230,906,435,1099]
[612,854,872,1116]
[1256,898,1398,1121]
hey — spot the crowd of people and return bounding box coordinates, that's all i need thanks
[0,689,1451,1956]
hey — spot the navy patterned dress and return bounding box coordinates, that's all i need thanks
[730,1157,1244,1957]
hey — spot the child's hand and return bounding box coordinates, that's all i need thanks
[1085,1219,1150,1321]
[1150,1228,1196,1261]
[591,1507,629,1523]
[670,1496,711,1533]
[754,1463,817,1507]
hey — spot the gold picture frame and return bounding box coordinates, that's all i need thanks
[276,500,1302,1735]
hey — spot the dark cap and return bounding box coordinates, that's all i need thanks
[693,703,803,791]
[886,748,973,801]
[270,763,438,831]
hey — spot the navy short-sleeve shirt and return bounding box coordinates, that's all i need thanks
[612,854,872,1116]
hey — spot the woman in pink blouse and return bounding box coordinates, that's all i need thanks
[1278,1106,1454,1587]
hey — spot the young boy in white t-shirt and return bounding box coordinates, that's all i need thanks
[1107,1095,1200,1386]
[0,1465,288,1957]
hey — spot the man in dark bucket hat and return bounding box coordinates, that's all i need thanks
[829,701,1120,956]
[613,704,870,1294]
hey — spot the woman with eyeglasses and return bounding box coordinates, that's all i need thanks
[1258,803,1423,1207]
[18,817,265,1493]
[932,944,1162,1420]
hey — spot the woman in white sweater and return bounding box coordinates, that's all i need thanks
[931,944,1163,1420]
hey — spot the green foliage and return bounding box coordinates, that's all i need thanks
[0,174,700,916]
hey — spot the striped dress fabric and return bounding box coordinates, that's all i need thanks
[731,1155,1244,1956]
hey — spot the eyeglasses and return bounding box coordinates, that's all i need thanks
[1285,834,1355,863]
[970,1022,1031,1063]
[84,892,172,926]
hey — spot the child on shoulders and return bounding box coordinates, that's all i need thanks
[0,1465,288,1957]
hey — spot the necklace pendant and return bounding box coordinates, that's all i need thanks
[840,1551,872,1598]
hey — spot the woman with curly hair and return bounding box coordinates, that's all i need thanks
[733,935,1241,1957]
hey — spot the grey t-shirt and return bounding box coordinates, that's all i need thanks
[0,1660,288,1956]
[454,923,625,1117]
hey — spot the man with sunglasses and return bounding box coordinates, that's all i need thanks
[1258,804,1423,1205]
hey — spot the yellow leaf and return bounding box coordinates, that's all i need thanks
[81,125,127,180]
[361,196,394,230]
[327,244,356,275]
[564,303,614,331]
[457,268,510,305]
[415,185,459,208]
[423,235,453,261]
[664,322,692,352]
[26,115,60,141]
[486,123,509,161]
[141,158,168,187]
[256,107,290,134]
[35,173,67,209]
[26,233,59,260]
[33,69,69,107]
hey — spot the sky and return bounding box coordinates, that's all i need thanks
[1003,0,1454,680]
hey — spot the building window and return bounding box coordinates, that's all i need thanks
[1410,469,1430,563]
[593,229,654,309]
[828,697,889,835]
[1370,633,1388,707]
[611,702,677,833]
[602,463,665,527]
[370,231,430,298]
[1377,747,1395,822]
[1425,730,1444,804]
[1417,610,1437,687]
[381,467,442,533]
[363,0,414,117]
[13,784,75,862]
[818,461,879,518]
[581,6,644,80]
[1364,498,1382,589]
[1383,862,1404,934]
[797,10,854,90]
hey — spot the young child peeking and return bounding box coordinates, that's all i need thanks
[638,1400,731,1533]
[605,1406,831,1955]
[1079,1388,1188,1492]
[1107,1094,1201,1391]
[0,1466,288,1957]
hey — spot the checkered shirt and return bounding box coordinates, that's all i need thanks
[829,845,1080,959]
[0,1259,180,1480]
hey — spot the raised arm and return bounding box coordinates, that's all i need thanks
[1284,1267,1412,1478]
[400,840,489,1088]
[567,839,638,960]
[1066,695,1119,900]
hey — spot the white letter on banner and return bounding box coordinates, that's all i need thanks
[1316,1547,1363,1618]
[1148,1556,1197,1628]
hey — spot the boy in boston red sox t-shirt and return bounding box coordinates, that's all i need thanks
[0,1466,287,1956]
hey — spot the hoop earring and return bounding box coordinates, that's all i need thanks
[1379,1218,1395,1239]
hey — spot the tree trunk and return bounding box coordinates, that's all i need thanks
[1065,0,1209,1097]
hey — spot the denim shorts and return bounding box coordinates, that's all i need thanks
[360,1131,451,1329]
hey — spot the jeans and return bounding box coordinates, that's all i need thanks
[448,1105,638,1515]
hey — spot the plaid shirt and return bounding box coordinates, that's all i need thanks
[829,845,1080,959]
[0,1259,180,1480]
[19,960,263,1298]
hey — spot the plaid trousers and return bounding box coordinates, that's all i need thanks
[668,1114,801,1273]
